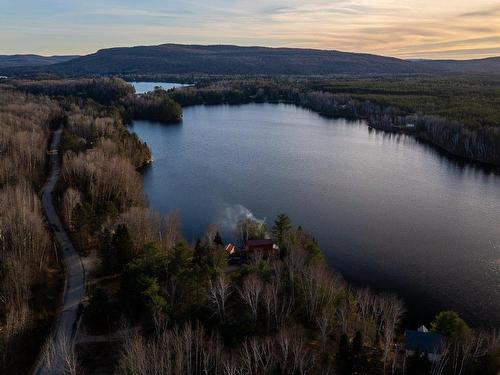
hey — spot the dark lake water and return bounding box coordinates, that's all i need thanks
[129,102,500,327]
[129,81,189,94]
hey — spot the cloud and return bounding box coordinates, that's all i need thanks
[459,5,500,18]
[403,46,500,59]
[1,0,500,58]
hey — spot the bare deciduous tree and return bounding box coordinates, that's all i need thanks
[42,332,79,375]
[379,294,405,372]
[300,263,343,323]
[0,182,51,350]
[238,273,264,321]
[316,309,334,351]
[118,322,223,375]
[240,337,275,374]
[118,207,162,252]
[275,328,316,375]
[163,211,182,251]
[62,146,146,211]
[207,273,232,322]
[355,287,375,339]
[62,187,82,231]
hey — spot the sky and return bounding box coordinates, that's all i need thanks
[1,0,500,59]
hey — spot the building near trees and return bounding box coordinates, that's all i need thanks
[225,243,236,255]
[404,325,444,362]
[245,239,277,254]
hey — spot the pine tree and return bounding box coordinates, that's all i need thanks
[272,214,292,245]
[337,333,351,375]
[112,224,133,270]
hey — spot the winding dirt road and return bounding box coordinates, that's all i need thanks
[34,126,86,375]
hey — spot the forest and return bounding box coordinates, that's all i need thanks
[0,77,499,375]
[0,87,63,372]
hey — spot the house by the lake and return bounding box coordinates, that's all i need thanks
[225,239,278,266]
[245,239,278,254]
[404,325,444,362]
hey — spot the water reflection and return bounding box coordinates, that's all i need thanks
[130,103,500,327]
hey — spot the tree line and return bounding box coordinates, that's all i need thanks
[12,77,182,124]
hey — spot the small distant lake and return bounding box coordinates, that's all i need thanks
[129,81,190,94]
[128,88,500,327]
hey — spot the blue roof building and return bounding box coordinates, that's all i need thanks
[404,326,444,362]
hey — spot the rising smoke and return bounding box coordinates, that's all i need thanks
[217,203,266,240]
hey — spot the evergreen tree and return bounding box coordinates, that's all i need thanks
[351,331,369,374]
[431,310,469,339]
[272,214,292,244]
[99,228,114,272]
[214,231,224,246]
[337,333,351,374]
[112,224,134,271]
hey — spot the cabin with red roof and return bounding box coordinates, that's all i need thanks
[245,239,277,253]
[225,243,236,255]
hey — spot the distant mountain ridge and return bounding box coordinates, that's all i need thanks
[413,56,500,73]
[35,44,424,75]
[0,54,78,68]
[2,44,500,76]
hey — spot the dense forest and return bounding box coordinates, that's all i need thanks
[11,78,182,124]
[0,87,63,373]
[0,77,499,375]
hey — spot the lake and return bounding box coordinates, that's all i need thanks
[129,81,189,94]
[129,101,500,327]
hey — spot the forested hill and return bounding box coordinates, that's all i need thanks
[0,54,78,68]
[413,56,500,73]
[3,44,500,76]
[2,44,426,76]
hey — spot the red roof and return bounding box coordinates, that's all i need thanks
[225,243,236,254]
[246,239,274,247]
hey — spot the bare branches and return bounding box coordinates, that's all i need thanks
[62,146,146,210]
[275,329,316,375]
[316,309,334,351]
[0,90,59,185]
[208,274,232,322]
[118,207,162,252]
[299,263,343,323]
[62,188,82,231]
[238,330,315,375]
[238,273,264,321]
[118,322,223,375]
[0,182,50,341]
[41,332,79,375]
[240,337,275,374]
[377,294,405,372]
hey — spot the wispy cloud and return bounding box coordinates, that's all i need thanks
[1,0,500,59]
[459,5,500,18]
